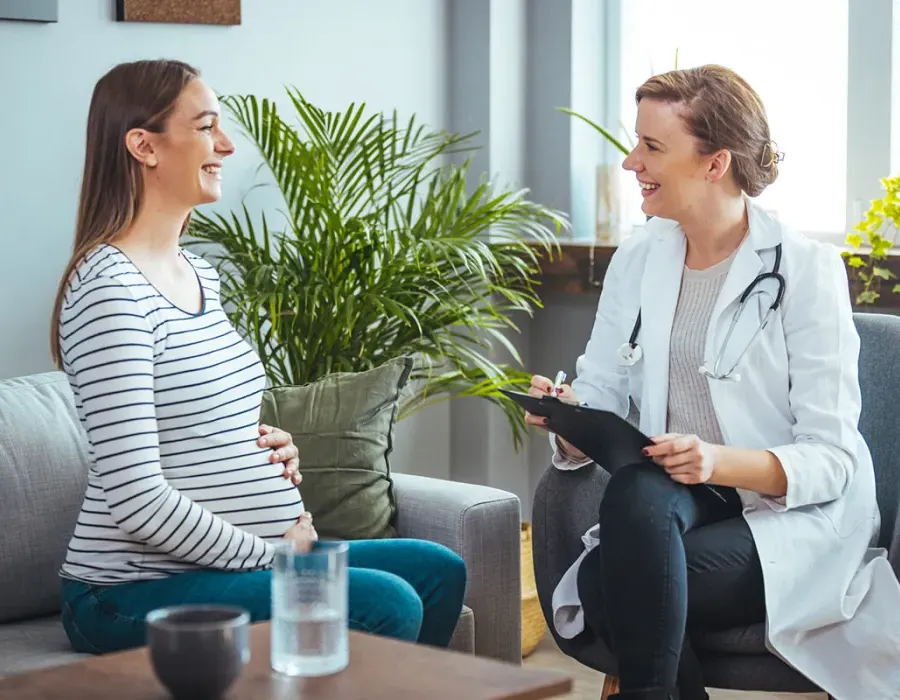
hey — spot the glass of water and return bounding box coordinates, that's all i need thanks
[270,539,349,677]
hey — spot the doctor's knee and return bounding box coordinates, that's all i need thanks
[598,462,679,526]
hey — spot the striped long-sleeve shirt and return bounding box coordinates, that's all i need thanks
[58,244,304,585]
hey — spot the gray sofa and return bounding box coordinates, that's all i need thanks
[0,371,522,676]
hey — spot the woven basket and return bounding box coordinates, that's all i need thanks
[520,521,546,657]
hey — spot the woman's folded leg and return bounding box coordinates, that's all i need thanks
[346,538,467,648]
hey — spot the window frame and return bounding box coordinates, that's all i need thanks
[577,0,898,248]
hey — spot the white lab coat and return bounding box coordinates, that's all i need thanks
[549,199,900,700]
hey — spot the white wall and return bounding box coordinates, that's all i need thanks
[0,0,602,513]
[0,0,446,376]
[0,0,451,479]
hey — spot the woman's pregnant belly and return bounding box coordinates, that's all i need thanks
[159,424,305,540]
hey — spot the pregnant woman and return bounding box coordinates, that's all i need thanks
[50,58,466,654]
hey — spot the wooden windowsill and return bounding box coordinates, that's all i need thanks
[529,241,900,311]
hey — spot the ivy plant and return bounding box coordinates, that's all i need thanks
[842,175,900,305]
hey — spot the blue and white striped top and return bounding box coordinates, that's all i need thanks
[58,244,304,585]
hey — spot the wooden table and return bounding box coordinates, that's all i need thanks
[0,623,573,700]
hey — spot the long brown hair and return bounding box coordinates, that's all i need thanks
[49,59,200,368]
[635,64,780,197]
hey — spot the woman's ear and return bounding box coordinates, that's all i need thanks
[124,128,159,168]
[705,149,732,183]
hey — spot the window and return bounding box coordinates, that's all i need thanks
[609,0,850,238]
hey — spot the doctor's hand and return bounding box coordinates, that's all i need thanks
[525,375,587,461]
[525,374,579,426]
[644,433,717,485]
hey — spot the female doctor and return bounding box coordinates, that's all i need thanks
[527,65,900,700]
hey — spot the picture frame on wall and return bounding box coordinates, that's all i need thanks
[115,0,241,26]
[0,0,58,22]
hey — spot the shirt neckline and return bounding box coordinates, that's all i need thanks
[683,246,739,280]
[104,243,207,317]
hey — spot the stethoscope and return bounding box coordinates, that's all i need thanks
[616,243,785,382]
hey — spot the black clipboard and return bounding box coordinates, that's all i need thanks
[503,389,732,503]
[501,390,652,472]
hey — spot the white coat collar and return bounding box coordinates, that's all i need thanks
[712,198,784,327]
[637,198,784,435]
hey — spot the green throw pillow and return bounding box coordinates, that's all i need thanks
[259,356,413,541]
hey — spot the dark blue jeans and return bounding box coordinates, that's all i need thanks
[576,463,766,700]
[60,539,466,655]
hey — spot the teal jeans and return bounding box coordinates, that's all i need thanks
[60,539,466,654]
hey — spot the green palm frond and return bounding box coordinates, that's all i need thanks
[188,88,569,450]
[555,107,631,157]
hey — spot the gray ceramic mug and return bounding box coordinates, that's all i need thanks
[146,605,250,700]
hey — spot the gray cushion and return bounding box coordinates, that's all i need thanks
[0,616,86,676]
[0,373,89,623]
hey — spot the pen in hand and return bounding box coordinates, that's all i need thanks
[552,370,567,397]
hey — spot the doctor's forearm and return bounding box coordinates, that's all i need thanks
[710,446,788,498]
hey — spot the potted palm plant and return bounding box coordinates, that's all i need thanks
[187,88,568,449]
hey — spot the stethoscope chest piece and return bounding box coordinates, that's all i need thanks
[616,342,643,367]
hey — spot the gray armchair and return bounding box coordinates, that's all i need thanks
[532,312,900,694]
[393,472,522,663]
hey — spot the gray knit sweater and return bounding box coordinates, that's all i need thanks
[666,251,737,442]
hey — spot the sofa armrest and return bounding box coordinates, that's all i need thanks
[391,472,521,664]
